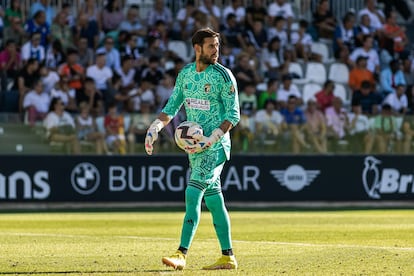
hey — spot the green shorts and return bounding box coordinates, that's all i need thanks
[188,146,226,196]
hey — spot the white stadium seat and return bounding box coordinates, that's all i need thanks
[333,83,349,104]
[304,62,327,84]
[329,63,350,84]
[168,40,191,62]
[302,83,322,103]
[311,42,332,63]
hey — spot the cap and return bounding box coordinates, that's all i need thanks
[356,55,369,62]
[282,74,292,81]
[96,48,106,56]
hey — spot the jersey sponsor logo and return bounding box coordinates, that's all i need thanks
[185,98,210,111]
[204,84,211,93]
[270,165,320,192]
[362,156,414,199]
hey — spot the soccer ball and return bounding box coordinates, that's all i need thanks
[174,121,203,151]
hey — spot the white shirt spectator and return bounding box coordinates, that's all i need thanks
[290,32,313,47]
[86,65,113,90]
[199,3,221,19]
[277,84,301,103]
[268,1,294,19]
[358,8,384,31]
[383,93,408,113]
[350,47,380,73]
[23,91,51,113]
[115,67,136,89]
[129,88,155,112]
[50,88,76,107]
[347,113,370,135]
[254,109,284,128]
[43,111,76,138]
[222,5,245,24]
[21,41,45,62]
[96,47,121,71]
[42,71,60,94]
[268,28,288,48]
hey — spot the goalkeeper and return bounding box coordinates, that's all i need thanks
[145,28,240,270]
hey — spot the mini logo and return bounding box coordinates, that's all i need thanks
[362,156,381,199]
[271,165,320,192]
[204,83,211,93]
[229,84,235,94]
[71,163,100,195]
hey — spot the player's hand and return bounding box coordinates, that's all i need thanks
[185,128,224,154]
[145,119,164,155]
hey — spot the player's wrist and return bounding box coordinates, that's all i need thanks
[210,128,224,143]
[149,119,164,133]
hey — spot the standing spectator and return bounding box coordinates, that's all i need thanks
[351,80,381,115]
[348,55,375,92]
[101,0,124,33]
[277,74,302,109]
[76,102,108,155]
[315,80,335,112]
[383,83,408,115]
[258,78,278,110]
[50,75,77,113]
[280,95,308,153]
[72,14,99,50]
[312,0,336,39]
[43,97,80,154]
[97,36,121,71]
[222,0,246,25]
[380,59,405,97]
[17,58,40,113]
[147,0,173,29]
[0,39,22,92]
[104,102,126,154]
[51,11,74,51]
[23,79,50,126]
[350,34,380,74]
[24,10,50,48]
[358,0,385,31]
[21,32,45,63]
[245,0,268,31]
[58,48,85,92]
[267,0,294,31]
[304,99,327,153]
[30,0,55,26]
[76,77,104,117]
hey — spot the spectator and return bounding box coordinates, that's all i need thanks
[0,39,22,92]
[220,44,237,70]
[267,0,294,31]
[383,83,408,115]
[76,37,94,68]
[142,35,164,63]
[76,77,104,117]
[348,55,375,92]
[120,33,142,66]
[220,13,244,55]
[350,34,380,74]
[3,17,25,46]
[291,19,316,62]
[312,0,336,39]
[234,52,261,92]
[245,0,268,31]
[380,59,405,97]
[129,77,156,112]
[347,102,371,153]
[277,74,302,109]
[351,80,381,115]
[315,80,335,112]
[30,0,55,26]
[261,36,284,79]
[23,79,50,126]
[234,82,256,151]
[77,0,101,32]
[50,74,77,113]
[43,97,80,154]
[147,0,173,29]
[175,0,196,41]
[96,36,121,71]
[239,82,258,118]
[58,48,85,92]
[325,96,350,141]
[258,78,278,109]
[72,14,99,50]
[199,0,221,25]
[76,102,108,155]
[17,58,40,113]
[5,0,25,27]
[304,99,327,153]
[101,0,124,33]
[334,12,359,59]
[222,0,246,25]
[87,50,113,92]
[165,57,184,80]
[356,13,376,40]
[241,19,268,51]
[119,5,146,48]
[268,16,288,50]
[280,95,308,153]
[39,63,59,94]
[382,10,409,58]
[116,55,136,93]
[21,32,45,63]
[51,10,74,50]
[155,72,174,113]
[358,0,385,31]
[45,39,65,70]
[254,99,284,150]
[104,102,127,154]
[401,112,414,154]
[24,10,50,48]
[140,55,164,86]
[148,19,169,51]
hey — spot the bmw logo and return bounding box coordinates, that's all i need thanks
[71,163,100,195]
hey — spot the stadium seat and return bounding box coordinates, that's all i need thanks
[304,62,327,84]
[333,83,349,105]
[328,63,350,84]
[311,42,333,63]
[288,62,308,84]
[168,40,191,62]
[302,83,322,103]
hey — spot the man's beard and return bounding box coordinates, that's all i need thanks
[199,49,217,65]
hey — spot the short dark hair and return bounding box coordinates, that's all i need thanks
[191,28,220,47]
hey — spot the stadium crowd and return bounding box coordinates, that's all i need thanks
[1,0,414,154]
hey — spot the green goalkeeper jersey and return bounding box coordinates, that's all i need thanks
[162,62,240,160]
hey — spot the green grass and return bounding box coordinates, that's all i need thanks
[0,209,413,275]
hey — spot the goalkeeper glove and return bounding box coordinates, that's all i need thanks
[145,119,164,155]
[185,128,224,154]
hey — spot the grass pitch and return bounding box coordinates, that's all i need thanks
[0,208,413,275]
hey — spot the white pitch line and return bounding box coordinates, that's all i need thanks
[3,232,414,252]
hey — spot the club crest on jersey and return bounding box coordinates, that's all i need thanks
[204,84,211,93]
[229,85,235,94]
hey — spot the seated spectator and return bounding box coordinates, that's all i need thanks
[24,10,50,48]
[86,50,113,106]
[96,36,121,71]
[268,16,288,50]
[254,99,285,150]
[347,102,371,153]
[267,0,294,31]
[383,83,408,115]
[245,0,268,31]
[5,0,25,27]
[129,77,156,113]
[365,103,400,154]
[291,19,316,62]
[119,5,146,48]
[155,72,175,113]
[199,0,221,25]
[315,80,335,112]
[17,58,40,113]
[325,97,350,146]
[222,0,246,25]
[39,64,59,94]
[174,0,196,41]
[140,56,164,87]
[258,78,278,110]
[221,13,244,56]
[277,74,302,109]
[305,99,327,153]
[116,55,136,93]
[312,0,336,39]
[380,59,405,97]
[350,34,380,74]
[76,102,108,155]
[0,39,22,92]
[50,75,77,113]
[356,14,377,45]
[100,0,124,33]
[146,0,173,30]
[358,0,385,32]
[348,55,375,92]
[334,12,359,59]
[351,80,381,115]
[280,95,308,153]
[21,32,45,63]
[72,14,99,50]
[76,77,104,117]
[3,17,25,46]
[104,102,127,154]
[239,82,258,117]
[76,37,94,69]
[127,101,157,154]
[45,40,65,70]
[261,36,284,79]
[240,19,268,51]
[142,35,165,64]
[382,10,409,59]
[23,79,50,126]
[120,33,143,68]
[77,0,101,33]
[234,52,262,92]
[30,0,55,26]
[58,48,85,92]
[51,10,74,51]
[401,114,414,154]
[43,97,80,154]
